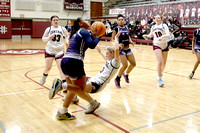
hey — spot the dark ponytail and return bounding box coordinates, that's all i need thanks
[70,17,82,39]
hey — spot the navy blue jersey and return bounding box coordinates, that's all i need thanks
[114,26,130,49]
[64,28,99,60]
[194,28,200,48]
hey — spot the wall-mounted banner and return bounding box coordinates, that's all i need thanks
[0,0,10,17]
[64,0,84,11]
[109,8,126,15]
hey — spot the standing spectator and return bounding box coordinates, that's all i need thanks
[105,20,112,37]
[65,20,72,33]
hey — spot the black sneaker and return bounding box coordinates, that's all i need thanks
[123,73,129,83]
[189,72,194,79]
[114,78,121,88]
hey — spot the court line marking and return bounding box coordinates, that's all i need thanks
[129,110,200,132]
[0,89,46,96]
[24,68,130,133]
[0,121,6,133]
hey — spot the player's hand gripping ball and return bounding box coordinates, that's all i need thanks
[90,22,106,37]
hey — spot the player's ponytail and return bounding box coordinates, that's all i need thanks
[70,17,82,39]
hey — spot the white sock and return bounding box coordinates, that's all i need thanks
[60,107,68,114]
[62,82,68,90]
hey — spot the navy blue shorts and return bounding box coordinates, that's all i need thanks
[119,48,133,55]
[194,49,200,53]
[61,58,85,80]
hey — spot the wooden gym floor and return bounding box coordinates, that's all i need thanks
[0,38,199,133]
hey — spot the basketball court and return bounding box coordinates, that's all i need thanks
[0,38,199,133]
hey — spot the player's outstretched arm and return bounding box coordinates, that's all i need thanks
[114,31,121,62]
[96,46,107,61]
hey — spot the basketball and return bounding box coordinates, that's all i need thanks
[90,22,106,37]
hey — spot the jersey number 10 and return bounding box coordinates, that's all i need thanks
[155,31,162,38]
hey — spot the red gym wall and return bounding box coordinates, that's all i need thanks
[0,20,50,38]
[32,21,50,38]
[0,21,12,39]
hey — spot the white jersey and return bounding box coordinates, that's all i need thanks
[180,9,184,18]
[42,26,68,56]
[88,58,120,91]
[185,8,190,18]
[198,8,200,17]
[150,23,170,49]
[191,8,196,17]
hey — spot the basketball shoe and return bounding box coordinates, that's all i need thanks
[114,78,121,88]
[189,72,194,79]
[158,78,164,87]
[56,111,76,120]
[49,78,62,99]
[84,100,100,114]
[123,73,129,83]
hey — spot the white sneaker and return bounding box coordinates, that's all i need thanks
[40,75,47,85]
[49,78,62,99]
[84,100,100,114]
[158,78,164,87]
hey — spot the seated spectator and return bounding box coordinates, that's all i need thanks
[141,25,150,39]
[141,18,146,26]
[168,29,175,48]
[172,32,184,48]
[135,23,143,39]
[173,17,181,28]
[181,32,191,46]
[128,18,135,29]
[172,24,180,38]
[168,16,173,28]
[112,21,118,30]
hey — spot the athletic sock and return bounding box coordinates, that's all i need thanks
[60,107,68,114]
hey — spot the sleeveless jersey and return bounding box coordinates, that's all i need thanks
[198,8,200,17]
[194,28,200,49]
[89,59,120,86]
[150,23,170,49]
[115,26,130,49]
[180,9,184,18]
[42,26,67,56]
[185,8,190,18]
